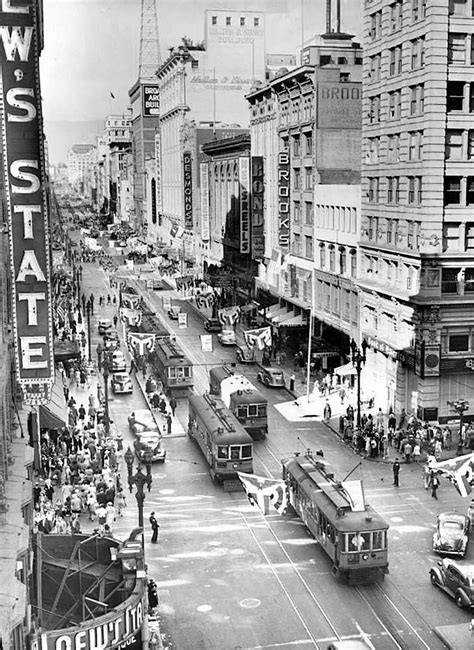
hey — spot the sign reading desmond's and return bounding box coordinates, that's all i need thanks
[277,150,290,252]
[183,151,193,229]
[0,0,54,401]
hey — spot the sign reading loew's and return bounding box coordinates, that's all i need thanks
[0,0,54,402]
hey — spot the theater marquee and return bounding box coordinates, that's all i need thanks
[0,1,54,403]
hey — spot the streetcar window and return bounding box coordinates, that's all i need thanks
[217,446,228,459]
[183,366,191,378]
[349,532,370,551]
[249,404,257,417]
[257,404,267,417]
[241,444,252,459]
[237,406,247,418]
[230,446,240,460]
[372,530,385,550]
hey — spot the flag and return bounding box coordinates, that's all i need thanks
[244,326,272,350]
[119,307,142,326]
[237,472,288,515]
[127,332,156,356]
[121,292,141,309]
[454,470,472,498]
[430,452,474,498]
[110,92,115,99]
[218,306,241,326]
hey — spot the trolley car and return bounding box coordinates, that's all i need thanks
[150,338,194,397]
[209,366,268,440]
[188,393,253,489]
[282,450,389,584]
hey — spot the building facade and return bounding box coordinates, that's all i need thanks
[66,144,96,192]
[360,0,474,420]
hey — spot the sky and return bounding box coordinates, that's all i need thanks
[40,0,362,139]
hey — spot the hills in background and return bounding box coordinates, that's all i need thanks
[45,120,104,165]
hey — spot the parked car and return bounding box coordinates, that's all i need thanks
[111,350,127,372]
[128,409,159,435]
[217,328,237,346]
[168,306,181,320]
[111,372,133,394]
[433,512,470,557]
[104,330,120,349]
[236,344,256,364]
[134,432,166,463]
[430,558,474,608]
[204,318,222,333]
[98,318,112,336]
[257,366,286,388]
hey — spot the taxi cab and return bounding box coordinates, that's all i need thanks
[257,366,286,388]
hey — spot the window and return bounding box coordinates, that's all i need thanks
[320,55,333,66]
[389,46,402,76]
[444,177,462,205]
[350,250,357,277]
[293,135,301,156]
[387,177,399,203]
[305,202,313,225]
[305,235,313,258]
[449,0,468,15]
[191,60,199,69]
[294,201,301,221]
[466,223,474,249]
[417,176,423,203]
[388,90,401,119]
[446,130,464,160]
[320,244,326,268]
[226,16,231,25]
[447,81,465,111]
[340,248,346,274]
[254,17,260,27]
[370,10,382,40]
[369,54,381,81]
[329,246,335,272]
[212,15,217,25]
[294,169,301,189]
[407,266,414,290]
[468,131,474,158]
[449,334,469,352]
[305,167,313,190]
[407,221,414,248]
[368,177,379,202]
[467,177,474,205]
[368,95,381,123]
[240,17,246,26]
[470,83,474,112]
[387,133,400,162]
[444,223,461,252]
[412,0,421,21]
[305,133,313,154]
[390,1,403,31]
[409,84,424,115]
[293,233,301,255]
[449,34,467,64]
[367,137,380,163]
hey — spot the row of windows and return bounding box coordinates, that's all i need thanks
[366,131,423,164]
[369,37,425,81]
[280,96,315,125]
[444,176,474,205]
[216,444,252,460]
[369,0,426,41]
[292,233,313,259]
[449,0,474,17]
[293,167,313,190]
[319,245,357,277]
[317,282,359,324]
[368,84,424,122]
[294,201,314,225]
[441,268,474,296]
[251,100,275,117]
[211,15,260,27]
[314,204,358,235]
[282,134,313,157]
[367,176,423,205]
[364,217,422,249]
[444,222,474,252]
[445,129,474,160]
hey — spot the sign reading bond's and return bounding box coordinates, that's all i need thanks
[0,0,54,402]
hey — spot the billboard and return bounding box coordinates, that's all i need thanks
[183,151,193,229]
[142,85,160,117]
[277,150,290,252]
[251,156,264,260]
[239,157,250,254]
[200,163,210,242]
[0,0,54,403]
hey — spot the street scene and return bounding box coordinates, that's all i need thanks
[2,1,474,650]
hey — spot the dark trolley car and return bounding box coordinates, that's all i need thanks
[188,393,253,489]
[282,450,389,584]
[150,338,194,397]
[209,366,268,440]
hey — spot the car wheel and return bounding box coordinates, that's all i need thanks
[264,377,270,386]
[430,572,438,586]
[455,592,465,608]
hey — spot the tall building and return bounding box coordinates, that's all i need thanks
[360,0,474,420]
[66,143,96,192]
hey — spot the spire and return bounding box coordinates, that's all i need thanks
[139,0,162,81]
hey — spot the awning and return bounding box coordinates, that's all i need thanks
[272,308,293,323]
[240,303,257,314]
[53,338,81,362]
[265,303,282,318]
[39,374,66,429]
[334,362,357,377]
[278,313,306,328]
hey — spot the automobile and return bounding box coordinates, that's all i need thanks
[168,306,181,320]
[433,511,470,557]
[128,409,159,435]
[111,350,127,372]
[134,432,166,463]
[217,328,237,346]
[98,318,112,335]
[257,366,286,388]
[111,372,133,394]
[204,318,222,333]
[236,344,256,364]
[430,558,474,608]
[104,330,120,348]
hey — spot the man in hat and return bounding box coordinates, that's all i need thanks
[149,511,159,543]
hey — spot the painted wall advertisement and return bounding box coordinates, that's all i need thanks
[317,82,362,129]
[251,156,264,260]
[277,150,290,252]
[142,84,160,117]
[0,0,54,403]
[183,151,193,230]
[200,162,210,242]
[239,157,250,254]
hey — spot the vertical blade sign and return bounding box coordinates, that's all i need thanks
[0,1,54,403]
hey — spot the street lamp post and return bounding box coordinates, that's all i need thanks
[350,338,369,432]
[86,300,92,361]
[447,399,470,455]
[102,350,113,437]
[124,451,151,529]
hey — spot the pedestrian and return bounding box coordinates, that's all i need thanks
[149,511,159,543]
[113,314,118,328]
[393,457,401,487]
[431,472,440,499]
[323,401,332,423]
[169,397,177,417]
[289,373,295,392]
[166,412,172,435]
[115,489,127,517]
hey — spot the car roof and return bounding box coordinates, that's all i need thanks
[113,372,129,378]
[438,511,468,523]
[133,409,153,418]
[99,318,112,325]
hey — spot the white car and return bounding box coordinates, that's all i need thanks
[128,409,159,435]
[111,372,133,394]
[111,350,127,372]
[217,328,237,346]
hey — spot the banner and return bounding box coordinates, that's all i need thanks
[176,275,194,291]
[218,306,241,326]
[251,156,265,259]
[1,0,54,401]
[195,292,216,309]
[239,157,250,254]
[243,326,272,350]
[121,293,141,309]
[237,472,288,515]
[119,307,142,327]
[429,452,474,498]
[127,332,156,356]
[200,162,210,242]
